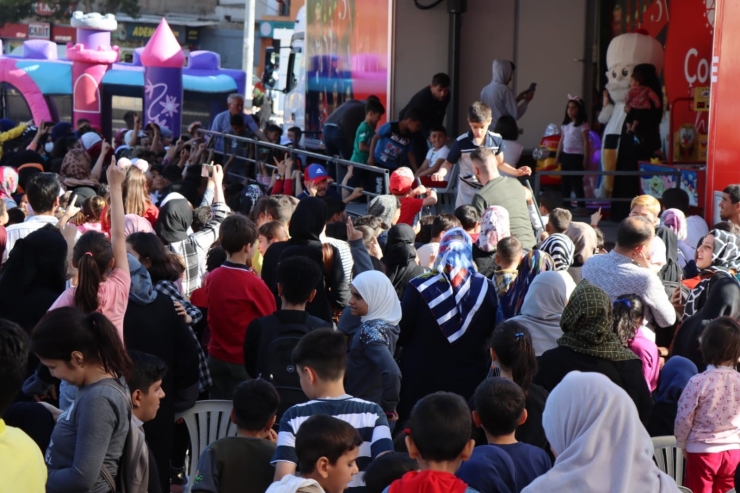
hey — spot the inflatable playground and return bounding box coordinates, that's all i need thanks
[0,11,246,137]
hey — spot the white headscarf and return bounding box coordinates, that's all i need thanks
[522,372,681,493]
[352,271,402,326]
[509,271,575,356]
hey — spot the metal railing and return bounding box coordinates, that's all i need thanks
[197,129,391,198]
[533,168,683,203]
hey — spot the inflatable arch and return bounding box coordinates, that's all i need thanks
[0,57,52,123]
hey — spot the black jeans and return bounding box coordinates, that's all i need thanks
[560,152,585,208]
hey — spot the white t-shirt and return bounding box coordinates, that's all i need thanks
[561,122,590,154]
[502,140,524,166]
[649,235,667,268]
[686,215,710,253]
[425,145,450,167]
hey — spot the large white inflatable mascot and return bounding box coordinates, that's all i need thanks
[597,31,664,198]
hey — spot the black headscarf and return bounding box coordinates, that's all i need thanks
[155,198,192,244]
[288,197,327,247]
[0,224,67,331]
[383,224,425,299]
[6,150,45,170]
[673,275,740,371]
[656,226,681,284]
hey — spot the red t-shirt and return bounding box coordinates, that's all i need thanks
[398,196,424,226]
[101,201,158,233]
[206,261,276,364]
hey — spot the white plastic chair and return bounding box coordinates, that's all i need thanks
[652,436,686,487]
[176,400,238,493]
[432,163,459,214]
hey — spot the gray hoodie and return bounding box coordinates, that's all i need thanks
[480,59,529,123]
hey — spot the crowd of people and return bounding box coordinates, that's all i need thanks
[0,59,740,493]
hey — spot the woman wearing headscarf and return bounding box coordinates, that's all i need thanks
[662,208,691,267]
[0,166,18,209]
[155,165,228,296]
[367,195,401,249]
[647,356,698,437]
[680,229,740,322]
[672,272,740,372]
[261,197,350,324]
[474,205,510,278]
[522,372,681,493]
[500,250,556,319]
[382,223,425,300]
[534,279,651,424]
[59,148,100,189]
[345,271,403,417]
[509,271,575,356]
[565,222,598,283]
[397,228,498,423]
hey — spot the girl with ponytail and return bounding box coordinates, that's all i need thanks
[612,294,660,392]
[32,307,132,492]
[51,162,130,339]
[490,320,550,454]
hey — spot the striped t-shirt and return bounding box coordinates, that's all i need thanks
[271,395,393,491]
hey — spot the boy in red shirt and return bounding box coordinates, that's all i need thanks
[390,167,437,227]
[206,214,276,399]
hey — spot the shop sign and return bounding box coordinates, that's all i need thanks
[29,22,51,40]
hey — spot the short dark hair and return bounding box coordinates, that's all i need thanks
[229,113,245,127]
[292,328,347,381]
[431,73,451,88]
[713,221,740,236]
[207,245,227,272]
[416,215,435,244]
[430,125,447,136]
[266,124,283,136]
[232,379,280,431]
[123,111,136,128]
[0,319,29,415]
[493,115,519,141]
[266,195,294,225]
[288,126,302,142]
[191,206,212,233]
[259,220,288,242]
[616,216,654,250]
[496,237,523,264]
[662,187,690,214]
[6,208,26,226]
[296,415,362,474]
[724,185,740,204]
[366,99,386,116]
[701,317,740,367]
[538,190,562,214]
[432,213,462,239]
[548,208,572,233]
[468,102,492,123]
[407,392,472,461]
[454,205,480,232]
[219,214,258,254]
[364,453,419,493]
[474,378,526,437]
[326,198,347,219]
[26,172,60,213]
[325,222,348,241]
[402,107,424,123]
[353,215,384,235]
[127,350,167,395]
[278,256,322,305]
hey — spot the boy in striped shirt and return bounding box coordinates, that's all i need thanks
[272,329,394,492]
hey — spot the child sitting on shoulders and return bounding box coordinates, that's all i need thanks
[267,415,362,493]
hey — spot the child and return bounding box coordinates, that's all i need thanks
[258,220,289,257]
[73,196,107,236]
[454,205,481,242]
[554,96,590,211]
[272,329,393,492]
[364,453,419,493]
[416,213,461,269]
[430,102,531,208]
[493,237,522,296]
[206,214,276,399]
[675,317,740,493]
[389,167,437,227]
[537,190,562,229]
[351,98,386,164]
[367,108,423,195]
[268,415,362,493]
[539,208,575,271]
[624,70,662,134]
[243,256,326,417]
[415,125,450,183]
[460,378,551,491]
[612,294,660,392]
[193,379,280,493]
[385,392,477,493]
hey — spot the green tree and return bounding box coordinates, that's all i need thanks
[0,0,37,26]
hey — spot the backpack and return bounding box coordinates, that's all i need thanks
[255,317,312,417]
[98,379,150,493]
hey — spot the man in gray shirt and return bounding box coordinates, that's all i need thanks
[210,94,268,152]
[582,216,677,328]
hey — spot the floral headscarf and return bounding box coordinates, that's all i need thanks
[661,208,687,242]
[60,149,97,188]
[0,166,18,199]
[478,206,510,253]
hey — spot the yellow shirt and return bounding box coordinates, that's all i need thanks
[0,419,46,493]
[252,248,263,275]
[0,124,27,160]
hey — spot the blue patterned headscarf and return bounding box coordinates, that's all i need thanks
[410,228,490,343]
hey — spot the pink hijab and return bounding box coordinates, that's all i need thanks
[124,214,154,236]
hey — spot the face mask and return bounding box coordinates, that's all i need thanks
[44,142,54,153]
